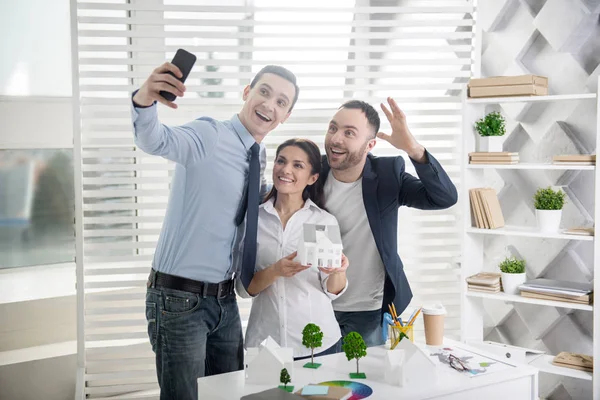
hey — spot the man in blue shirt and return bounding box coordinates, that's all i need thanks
[131,62,299,400]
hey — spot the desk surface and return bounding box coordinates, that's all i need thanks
[198,339,538,400]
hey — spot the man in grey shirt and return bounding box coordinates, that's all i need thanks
[320,99,457,347]
[132,62,298,400]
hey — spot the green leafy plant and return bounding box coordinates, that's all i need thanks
[499,256,526,274]
[302,323,323,366]
[280,368,291,388]
[342,331,367,376]
[475,111,506,137]
[534,187,566,210]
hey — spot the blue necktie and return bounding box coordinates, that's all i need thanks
[237,143,260,290]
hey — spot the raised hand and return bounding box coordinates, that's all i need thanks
[132,62,187,109]
[377,97,426,162]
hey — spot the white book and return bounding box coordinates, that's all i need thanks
[519,279,592,296]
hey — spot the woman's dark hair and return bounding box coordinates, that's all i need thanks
[263,138,325,209]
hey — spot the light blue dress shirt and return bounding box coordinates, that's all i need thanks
[131,103,267,283]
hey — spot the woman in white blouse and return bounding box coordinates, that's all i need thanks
[243,138,349,359]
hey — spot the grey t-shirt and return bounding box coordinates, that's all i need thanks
[324,171,385,311]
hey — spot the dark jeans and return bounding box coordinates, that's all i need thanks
[145,286,243,400]
[294,339,342,361]
[335,309,384,347]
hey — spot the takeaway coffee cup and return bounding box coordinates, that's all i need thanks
[422,304,446,346]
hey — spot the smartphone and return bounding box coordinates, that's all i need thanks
[160,48,197,102]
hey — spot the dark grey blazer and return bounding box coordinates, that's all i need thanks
[320,151,458,315]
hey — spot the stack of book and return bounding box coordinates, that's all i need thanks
[469,152,519,165]
[468,75,548,98]
[552,352,593,373]
[564,227,595,236]
[552,154,596,166]
[469,188,505,229]
[519,278,593,305]
[466,272,502,293]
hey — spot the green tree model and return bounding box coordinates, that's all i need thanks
[280,368,291,388]
[342,331,367,378]
[302,323,324,366]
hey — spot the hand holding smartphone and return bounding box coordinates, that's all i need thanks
[132,48,197,109]
[159,49,197,102]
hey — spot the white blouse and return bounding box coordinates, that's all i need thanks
[243,197,347,357]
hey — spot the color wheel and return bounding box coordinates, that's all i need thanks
[318,380,373,399]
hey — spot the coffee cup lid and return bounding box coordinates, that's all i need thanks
[422,304,446,315]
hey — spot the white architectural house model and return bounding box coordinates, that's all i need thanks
[245,336,294,385]
[383,339,437,387]
[384,349,406,387]
[296,223,343,272]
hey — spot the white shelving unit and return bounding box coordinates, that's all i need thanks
[467,163,595,171]
[466,225,594,241]
[460,81,599,398]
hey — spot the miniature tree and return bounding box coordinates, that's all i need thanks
[280,368,291,387]
[302,323,324,368]
[342,331,368,379]
[278,368,293,392]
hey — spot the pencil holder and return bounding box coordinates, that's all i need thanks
[389,324,414,345]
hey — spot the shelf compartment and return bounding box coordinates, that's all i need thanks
[466,93,597,104]
[465,226,594,241]
[466,163,595,171]
[527,354,593,381]
[465,291,593,312]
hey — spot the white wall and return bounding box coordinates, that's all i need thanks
[0,2,77,397]
[0,0,74,148]
[0,354,76,400]
[0,96,73,149]
[0,0,72,97]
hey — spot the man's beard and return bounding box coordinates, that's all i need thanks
[329,140,368,171]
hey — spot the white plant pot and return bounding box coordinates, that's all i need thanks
[536,209,562,233]
[477,136,503,152]
[501,272,526,295]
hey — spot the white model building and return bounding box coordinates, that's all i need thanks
[245,336,294,385]
[296,223,343,271]
[383,339,437,387]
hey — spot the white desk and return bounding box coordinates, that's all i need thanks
[197,339,538,399]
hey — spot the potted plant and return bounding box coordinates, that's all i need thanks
[534,187,566,232]
[342,331,367,379]
[474,111,505,152]
[499,256,526,295]
[278,368,293,392]
[302,323,323,369]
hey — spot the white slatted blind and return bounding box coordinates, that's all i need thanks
[72,0,473,397]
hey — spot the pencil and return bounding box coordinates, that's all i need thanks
[407,307,422,326]
[388,304,400,326]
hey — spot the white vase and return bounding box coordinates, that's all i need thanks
[477,136,503,152]
[501,272,526,295]
[536,209,562,233]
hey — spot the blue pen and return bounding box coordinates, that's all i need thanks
[407,309,417,325]
[398,317,404,327]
